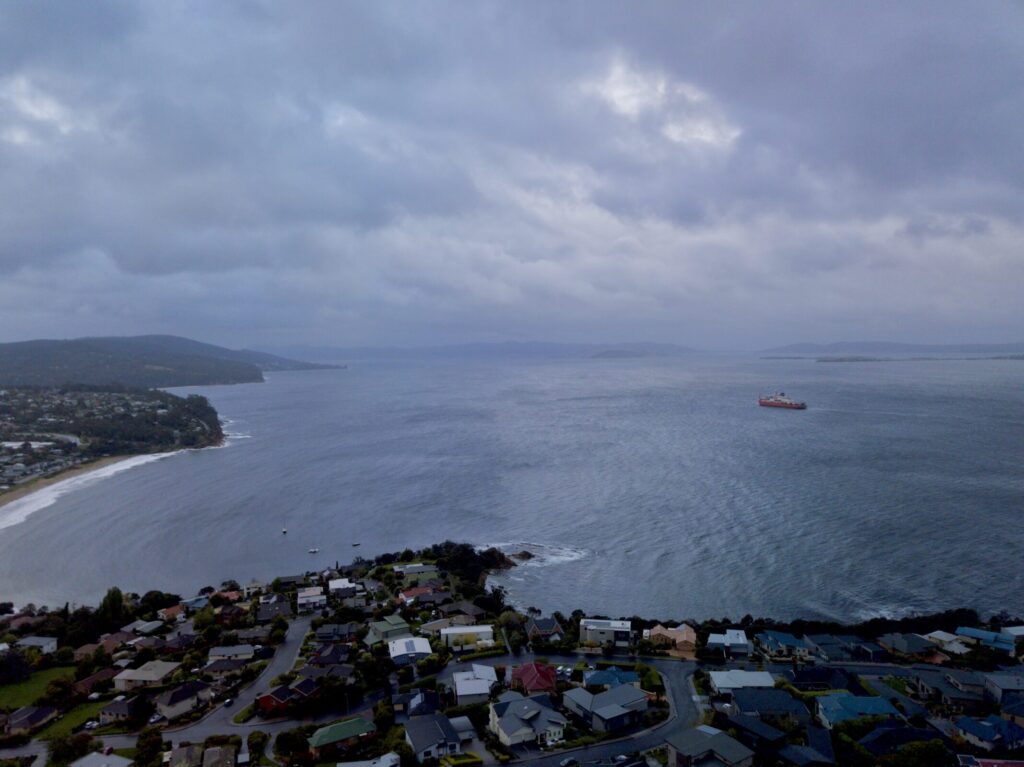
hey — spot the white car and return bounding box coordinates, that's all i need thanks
[148,714,163,724]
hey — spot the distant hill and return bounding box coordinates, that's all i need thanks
[763,341,1024,355]
[258,341,699,363]
[0,335,336,388]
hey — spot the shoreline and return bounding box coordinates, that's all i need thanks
[0,455,138,510]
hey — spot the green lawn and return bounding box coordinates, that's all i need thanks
[38,700,108,740]
[0,667,75,709]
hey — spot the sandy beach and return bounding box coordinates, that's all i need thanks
[0,455,135,510]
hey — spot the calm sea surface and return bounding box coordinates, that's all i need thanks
[0,355,1022,622]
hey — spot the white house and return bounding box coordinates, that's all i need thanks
[16,636,58,655]
[579,618,632,647]
[706,629,751,658]
[708,670,775,696]
[114,660,181,691]
[155,681,211,720]
[297,586,327,612]
[388,636,432,666]
[439,625,495,651]
[209,645,255,662]
[453,664,498,705]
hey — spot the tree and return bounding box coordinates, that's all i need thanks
[47,733,99,766]
[135,726,166,767]
[96,587,130,633]
[878,740,953,767]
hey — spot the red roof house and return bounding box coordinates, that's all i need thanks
[511,662,557,694]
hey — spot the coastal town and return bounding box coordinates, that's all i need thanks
[0,388,222,496]
[1,543,1023,767]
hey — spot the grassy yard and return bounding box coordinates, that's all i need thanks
[0,667,75,709]
[37,700,108,740]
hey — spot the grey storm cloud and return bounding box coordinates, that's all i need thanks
[1,1,1022,348]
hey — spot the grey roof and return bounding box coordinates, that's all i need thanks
[666,726,754,763]
[157,680,209,707]
[492,693,566,739]
[404,714,460,754]
[69,754,134,767]
[726,714,785,743]
[732,688,809,718]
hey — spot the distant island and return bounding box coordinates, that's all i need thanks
[0,335,339,389]
[763,340,1024,355]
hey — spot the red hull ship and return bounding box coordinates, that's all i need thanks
[759,392,807,409]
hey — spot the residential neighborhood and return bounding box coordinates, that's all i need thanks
[3,543,1024,767]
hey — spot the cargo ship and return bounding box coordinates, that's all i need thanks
[759,392,807,409]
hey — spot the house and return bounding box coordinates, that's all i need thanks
[208,644,254,662]
[236,627,271,644]
[453,664,498,705]
[114,660,180,691]
[731,688,811,726]
[388,637,432,666]
[335,755,400,767]
[100,695,144,725]
[258,685,297,716]
[647,624,697,655]
[857,722,945,757]
[877,633,943,661]
[202,745,236,767]
[524,616,565,643]
[449,717,475,744]
[307,717,377,758]
[816,693,899,729]
[706,629,751,658]
[297,586,327,613]
[169,745,204,767]
[155,680,211,720]
[783,667,852,693]
[666,725,754,767]
[725,714,786,753]
[180,595,209,613]
[439,624,494,651]
[756,630,810,659]
[366,615,411,645]
[776,744,835,766]
[73,667,120,696]
[489,692,567,746]
[803,634,854,662]
[404,714,461,763]
[924,630,972,655]
[584,666,640,689]
[309,643,350,667]
[5,706,59,735]
[15,636,57,655]
[316,623,359,643]
[708,670,775,697]
[511,662,557,694]
[438,602,484,621]
[202,659,247,679]
[956,715,1024,752]
[562,683,648,732]
[256,599,293,624]
[392,690,440,718]
[297,662,356,684]
[985,674,1024,703]
[579,618,632,647]
[905,668,985,714]
[957,627,1017,655]
[69,753,134,767]
[158,605,185,623]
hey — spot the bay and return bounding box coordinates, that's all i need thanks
[0,354,1021,622]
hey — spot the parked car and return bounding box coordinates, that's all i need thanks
[223,698,234,707]
[560,759,579,767]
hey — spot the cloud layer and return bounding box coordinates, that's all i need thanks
[1,2,1022,348]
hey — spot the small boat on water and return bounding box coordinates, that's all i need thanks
[308,547,319,554]
[282,528,287,535]
[759,392,807,410]
[352,543,361,547]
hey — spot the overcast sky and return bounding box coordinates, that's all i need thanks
[1,2,1022,350]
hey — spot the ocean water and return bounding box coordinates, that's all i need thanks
[0,354,1021,623]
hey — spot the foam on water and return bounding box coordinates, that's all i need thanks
[0,451,186,531]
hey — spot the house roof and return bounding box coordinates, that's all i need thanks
[492,693,566,739]
[70,753,134,767]
[666,726,754,763]
[308,717,376,748]
[388,637,431,659]
[404,714,459,754]
[726,714,786,743]
[114,660,180,682]
[157,681,209,707]
[777,744,834,766]
[732,688,809,718]
[584,666,640,688]
[858,723,943,756]
[579,618,631,631]
[709,670,775,690]
[956,715,1024,745]
[512,662,557,692]
[817,693,898,723]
